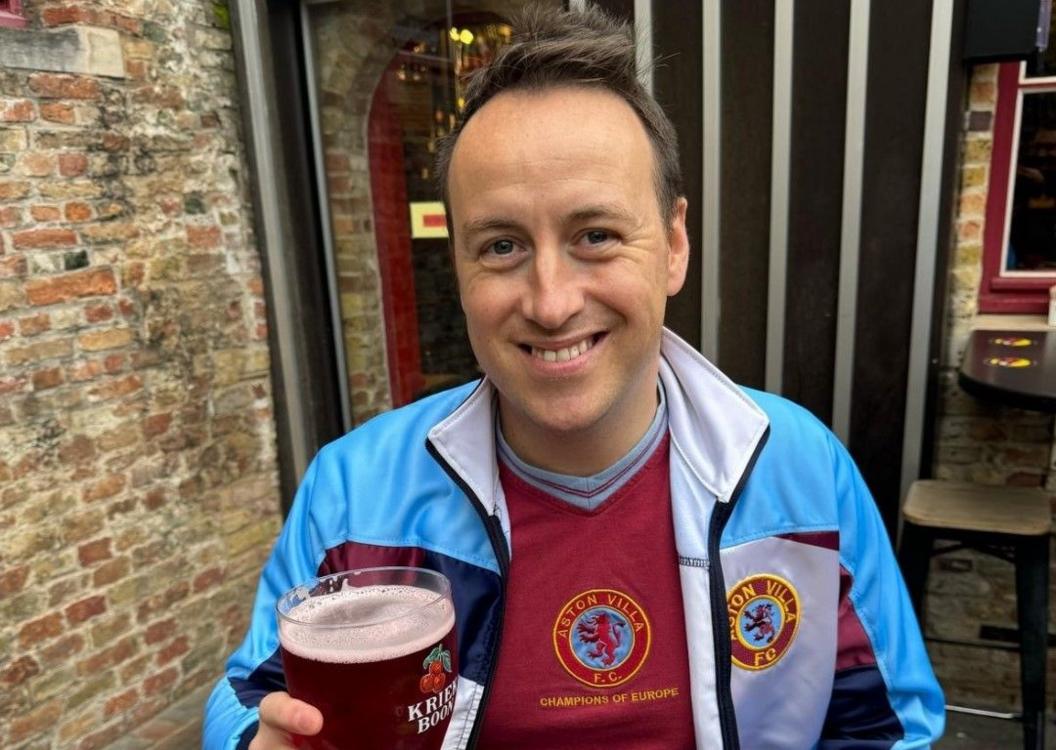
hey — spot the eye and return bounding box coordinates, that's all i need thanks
[584,230,610,245]
[486,239,516,256]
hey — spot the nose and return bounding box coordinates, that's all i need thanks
[521,246,585,330]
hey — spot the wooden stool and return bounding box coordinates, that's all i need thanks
[897,479,1052,750]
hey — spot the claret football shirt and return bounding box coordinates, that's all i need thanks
[477,394,695,749]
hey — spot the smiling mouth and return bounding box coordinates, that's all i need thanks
[522,334,602,363]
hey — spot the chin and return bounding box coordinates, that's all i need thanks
[521,398,605,436]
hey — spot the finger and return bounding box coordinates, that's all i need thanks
[259,692,324,736]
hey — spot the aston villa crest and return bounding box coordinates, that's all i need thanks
[552,588,652,688]
[727,574,800,671]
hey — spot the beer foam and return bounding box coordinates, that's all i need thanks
[279,585,454,664]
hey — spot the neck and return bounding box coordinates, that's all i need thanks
[498,387,659,477]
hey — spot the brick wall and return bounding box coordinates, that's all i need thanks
[0,2,281,748]
[926,63,1056,714]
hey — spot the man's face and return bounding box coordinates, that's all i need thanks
[447,86,689,469]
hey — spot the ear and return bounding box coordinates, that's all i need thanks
[666,197,690,296]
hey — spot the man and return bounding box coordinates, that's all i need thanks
[205,6,945,748]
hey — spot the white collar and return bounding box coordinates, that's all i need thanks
[427,328,770,513]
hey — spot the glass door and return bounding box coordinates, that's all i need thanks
[302,0,561,426]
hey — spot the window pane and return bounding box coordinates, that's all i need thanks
[1007,90,1056,271]
[1026,2,1056,77]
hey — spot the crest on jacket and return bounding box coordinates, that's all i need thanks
[727,573,800,671]
[552,588,651,687]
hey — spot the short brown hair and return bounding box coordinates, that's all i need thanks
[435,4,682,234]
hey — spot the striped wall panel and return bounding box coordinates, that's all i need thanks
[637,0,963,530]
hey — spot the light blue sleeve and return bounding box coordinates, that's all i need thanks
[829,432,946,748]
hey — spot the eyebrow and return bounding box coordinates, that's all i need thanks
[460,203,638,241]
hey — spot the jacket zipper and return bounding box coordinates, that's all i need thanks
[425,439,510,750]
[706,425,770,750]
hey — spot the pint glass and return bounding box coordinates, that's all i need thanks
[276,567,458,750]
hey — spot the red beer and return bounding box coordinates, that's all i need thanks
[277,570,458,750]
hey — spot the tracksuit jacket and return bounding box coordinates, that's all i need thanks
[204,328,945,749]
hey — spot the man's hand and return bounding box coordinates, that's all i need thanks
[249,692,323,749]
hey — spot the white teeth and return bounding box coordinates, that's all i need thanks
[531,336,595,363]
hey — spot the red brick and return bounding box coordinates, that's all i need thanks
[0,564,30,599]
[40,102,75,124]
[65,201,92,222]
[0,180,31,200]
[103,354,126,373]
[30,204,62,222]
[12,228,78,250]
[0,255,28,278]
[60,434,95,465]
[155,635,190,665]
[143,666,179,696]
[0,321,13,341]
[0,375,27,394]
[123,261,145,288]
[19,612,64,647]
[187,224,221,248]
[25,268,116,306]
[32,366,64,391]
[193,566,223,593]
[77,538,112,565]
[126,60,149,80]
[58,153,88,177]
[325,152,350,173]
[158,195,182,216]
[93,556,129,587]
[19,152,55,177]
[84,303,114,323]
[8,698,63,745]
[88,373,142,400]
[82,474,125,502]
[1,99,36,122]
[103,687,138,719]
[143,412,172,438]
[69,359,104,382]
[41,6,94,25]
[28,73,101,100]
[143,488,166,510]
[0,655,40,685]
[144,617,177,645]
[0,205,21,227]
[66,594,106,624]
[19,312,50,335]
[102,133,129,152]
